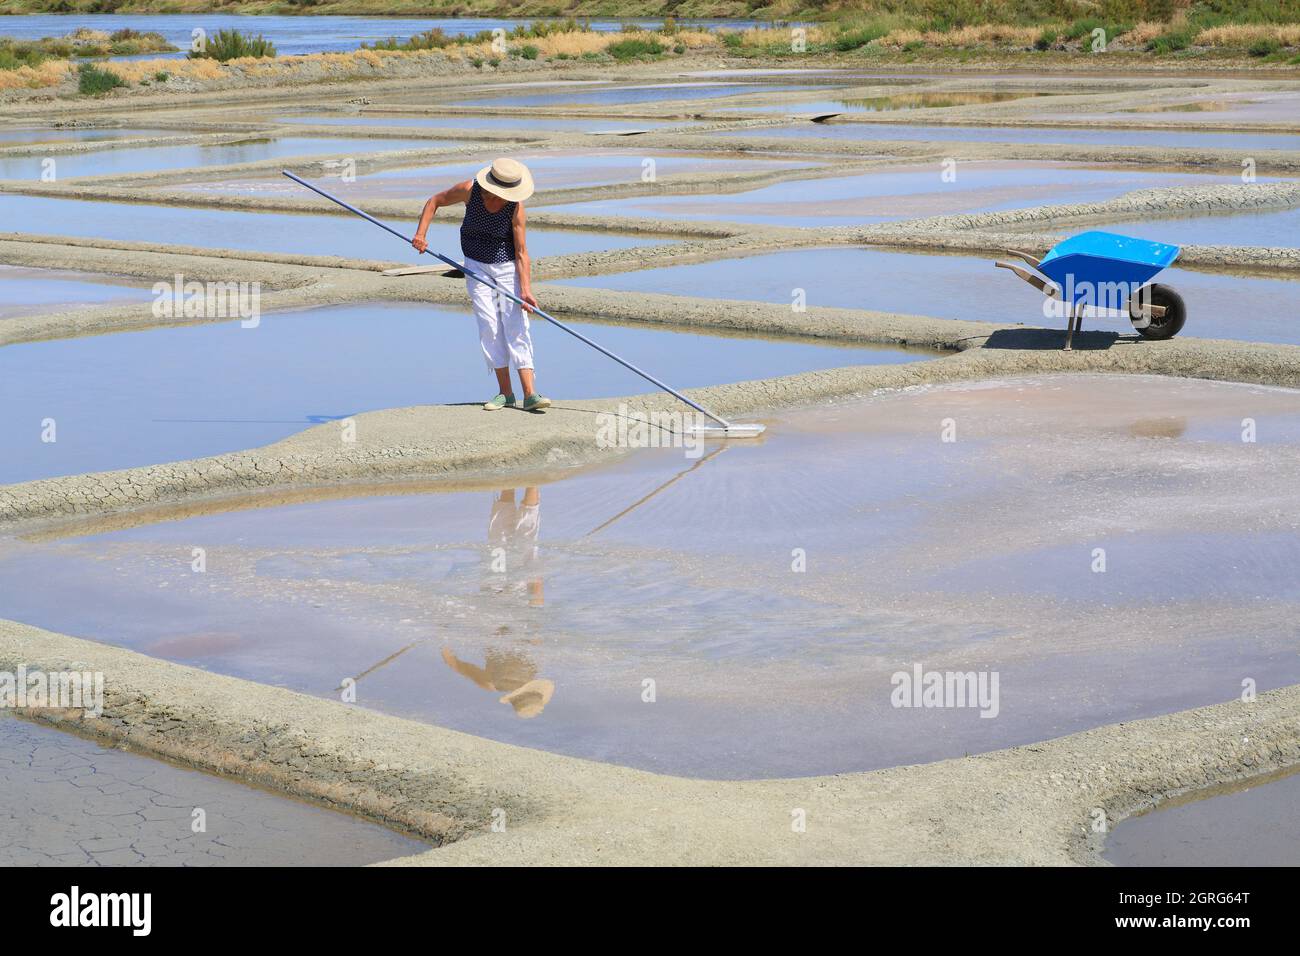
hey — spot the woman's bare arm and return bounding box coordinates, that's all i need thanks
[512,203,537,313]
[412,179,472,252]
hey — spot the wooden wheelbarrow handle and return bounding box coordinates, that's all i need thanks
[1002,248,1043,268]
[995,259,1059,299]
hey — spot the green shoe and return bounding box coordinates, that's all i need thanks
[522,393,551,412]
[483,393,515,411]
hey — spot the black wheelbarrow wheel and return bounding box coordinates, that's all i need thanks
[1131,283,1186,340]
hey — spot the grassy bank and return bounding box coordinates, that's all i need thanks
[0,28,176,87]
[0,0,1294,22]
[0,27,174,64]
[3,7,1297,95]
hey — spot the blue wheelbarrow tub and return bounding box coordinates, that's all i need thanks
[1037,230,1181,304]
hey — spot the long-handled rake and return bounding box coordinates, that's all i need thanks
[282,170,765,439]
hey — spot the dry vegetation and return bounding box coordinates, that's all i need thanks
[3,5,1298,97]
[880,25,1045,48]
[1198,23,1300,46]
[0,59,68,90]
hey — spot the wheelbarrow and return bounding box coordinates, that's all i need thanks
[995,230,1187,350]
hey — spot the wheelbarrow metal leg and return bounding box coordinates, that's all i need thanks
[1063,301,1080,351]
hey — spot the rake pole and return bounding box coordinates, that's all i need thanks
[282,170,738,429]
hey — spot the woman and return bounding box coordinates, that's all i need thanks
[412,157,550,412]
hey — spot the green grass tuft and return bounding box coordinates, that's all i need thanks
[76,61,125,94]
[189,29,276,62]
[607,37,665,61]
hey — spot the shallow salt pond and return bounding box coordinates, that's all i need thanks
[2,374,1298,778]
[681,68,1137,85]
[276,114,674,133]
[0,127,180,147]
[0,711,425,866]
[0,193,668,263]
[1022,205,1300,250]
[720,122,1300,151]
[0,301,922,483]
[556,246,1300,345]
[1105,766,1300,866]
[0,136,454,181]
[1041,91,1300,128]
[183,147,809,201]
[544,161,1249,227]
[0,264,156,319]
[734,90,1046,114]
[456,82,812,108]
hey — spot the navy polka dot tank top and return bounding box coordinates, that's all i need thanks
[460,181,517,264]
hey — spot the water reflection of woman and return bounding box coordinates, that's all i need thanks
[442,486,553,718]
[486,487,544,607]
[441,645,554,719]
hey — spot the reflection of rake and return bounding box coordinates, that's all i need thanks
[995,230,1187,350]
[335,640,421,693]
[583,445,727,539]
[338,445,730,686]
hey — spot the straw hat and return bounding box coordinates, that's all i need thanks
[499,678,555,719]
[476,157,534,202]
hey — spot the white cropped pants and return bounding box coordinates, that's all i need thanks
[465,257,533,371]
